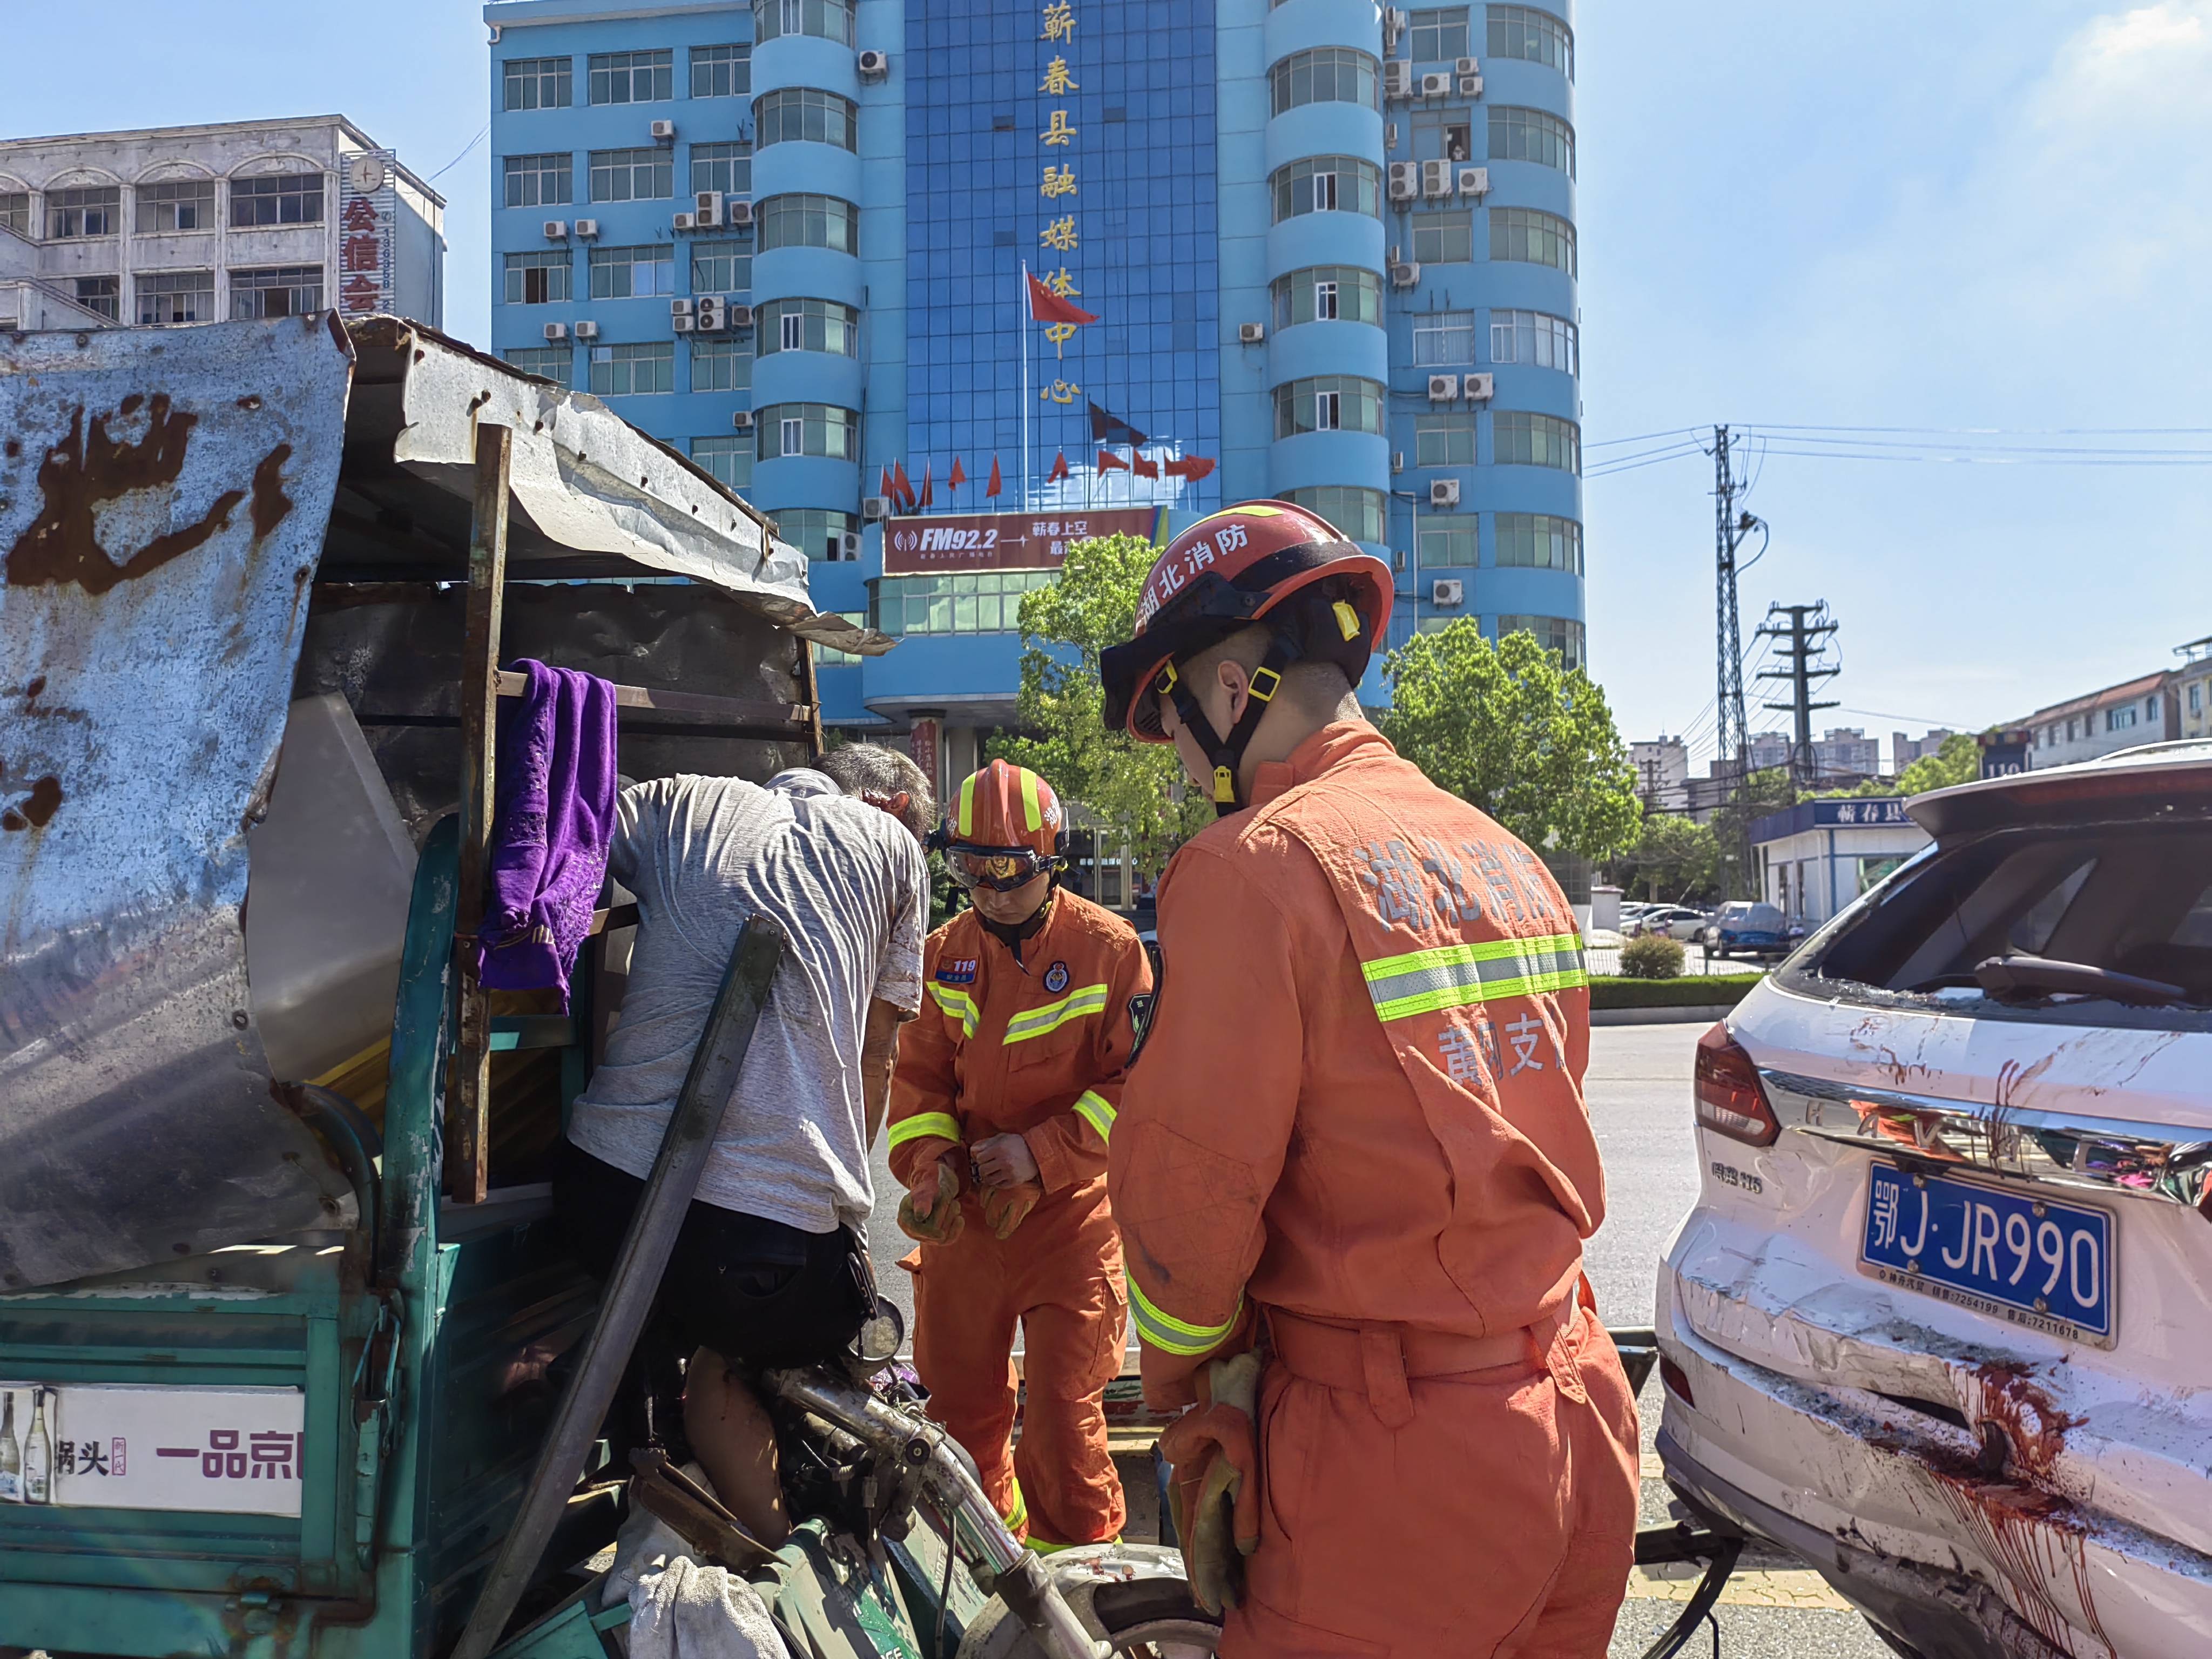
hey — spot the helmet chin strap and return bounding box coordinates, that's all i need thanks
[1154,633,1301,815]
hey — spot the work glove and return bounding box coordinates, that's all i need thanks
[897,1157,965,1245]
[1158,1351,1262,1615]
[980,1177,1043,1240]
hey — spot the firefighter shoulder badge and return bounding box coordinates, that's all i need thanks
[1044,961,1070,994]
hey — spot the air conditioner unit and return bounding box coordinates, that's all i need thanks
[1393,549,1407,571]
[673,212,696,232]
[650,119,676,140]
[1427,373,1460,402]
[838,530,862,558]
[1458,73,1483,96]
[727,199,754,228]
[1391,450,1405,473]
[574,218,599,238]
[672,315,695,333]
[1457,165,1491,198]
[858,49,890,79]
[572,319,599,339]
[1464,372,1495,401]
[1238,321,1265,345]
[1390,261,1421,288]
[542,321,569,341]
[1386,8,1409,38]
[671,298,694,317]
[1421,159,1453,198]
[1429,479,1461,508]
[694,191,723,226]
[1387,162,1419,203]
[1431,577,1464,605]
[1421,71,1452,97]
[1455,56,1480,76]
[542,219,568,239]
[695,297,725,331]
[861,495,892,522]
[1386,122,1399,150]
[1382,60,1413,99]
[732,409,756,431]
[1387,245,1402,266]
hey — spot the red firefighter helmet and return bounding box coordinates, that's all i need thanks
[927,759,1070,890]
[1100,501,1393,810]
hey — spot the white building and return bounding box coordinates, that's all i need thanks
[1812,727,1881,784]
[2174,638,2212,744]
[1752,798,1931,927]
[0,117,443,334]
[2021,671,2176,770]
[1630,734,1690,811]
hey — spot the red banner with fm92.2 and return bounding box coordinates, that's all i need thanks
[881,508,1159,575]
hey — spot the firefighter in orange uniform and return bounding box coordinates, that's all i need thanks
[888,760,1152,1549]
[1100,503,1639,1656]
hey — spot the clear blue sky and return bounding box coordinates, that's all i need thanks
[9,1,2206,763]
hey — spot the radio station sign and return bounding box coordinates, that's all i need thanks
[883,509,1158,575]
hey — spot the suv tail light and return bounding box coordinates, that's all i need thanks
[1694,1023,1781,1147]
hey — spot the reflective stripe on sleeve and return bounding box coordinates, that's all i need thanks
[1127,1276,1242,1358]
[888,1112,962,1149]
[1019,766,1043,832]
[1361,932,1587,1023]
[929,983,980,1038]
[1003,982,1109,1044]
[1071,1089,1116,1143]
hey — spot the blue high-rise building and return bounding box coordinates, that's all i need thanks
[485,0,1582,798]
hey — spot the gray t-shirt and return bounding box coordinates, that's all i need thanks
[566,771,927,1234]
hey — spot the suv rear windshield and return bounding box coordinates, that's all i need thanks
[1779,824,2212,1029]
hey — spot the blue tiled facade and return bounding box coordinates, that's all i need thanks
[485,0,1583,787]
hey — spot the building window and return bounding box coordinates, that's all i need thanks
[504,249,572,304]
[588,244,676,299]
[1412,308,1476,364]
[2193,683,2204,714]
[754,0,857,46]
[758,296,859,356]
[1417,520,1478,568]
[875,570,1056,635]
[1279,485,1385,543]
[1411,208,1473,264]
[137,269,214,326]
[692,434,753,493]
[1416,413,1476,467]
[1408,6,1472,60]
[814,611,867,666]
[757,193,858,254]
[2146,694,2160,718]
[1271,266,1384,329]
[1489,308,1577,373]
[589,50,673,105]
[1411,106,1476,163]
[1274,375,1384,439]
[1491,206,1576,274]
[1493,411,1581,473]
[231,173,323,227]
[1270,156,1380,221]
[73,275,120,320]
[588,340,675,396]
[691,239,753,294]
[0,193,29,234]
[1488,5,1574,79]
[754,88,859,152]
[1489,106,1575,177]
[1495,512,1582,572]
[1496,613,1584,670]
[690,336,752,392]
[503,152,572,208]
[778,508,856,563]
[230,265,323,319]
[135,179,214,233]
[589,147,673,203]
[691,44,751,98]
[690,141,752,198]
[504,56,573,111]
[47,186,120,239]
[503,345,574,387]
[757,401,859,460]
[1269,48,1380,116]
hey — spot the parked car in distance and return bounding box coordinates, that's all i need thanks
[1702,900,1790,961]
[1656,741,2212,1659]
[1628,905,1709,940]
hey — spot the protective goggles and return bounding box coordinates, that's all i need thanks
[942,846,1059,892]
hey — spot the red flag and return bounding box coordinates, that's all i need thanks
[1162,455,1217,482]
[949,456,967,489]
[1047,450,1070,483]
[1131,453,1160,480]
[919,463,933,509]
[1027,272,1098,327]
[878,464,894,502]
[986,455,1004,498]
[891,460,916,510]
[1097,449,1129,474]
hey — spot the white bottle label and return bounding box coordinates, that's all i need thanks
[0,1468,18,1502]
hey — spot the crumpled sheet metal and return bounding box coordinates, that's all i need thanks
[0,314,359,1290]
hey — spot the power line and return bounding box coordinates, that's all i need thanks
[1586,425,1707,450]
[424,122,490,184]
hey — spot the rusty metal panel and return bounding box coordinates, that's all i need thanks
[0,315,359,1290]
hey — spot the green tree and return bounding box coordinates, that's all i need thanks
[1708,766,1799,899]
[1611,812,1721,904]
[990,532,1215,871]
[1378,621,1643,862]
[1816,731,1981,800]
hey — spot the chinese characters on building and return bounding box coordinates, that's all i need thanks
[1039,0,1080,381]
[338,150,397,316]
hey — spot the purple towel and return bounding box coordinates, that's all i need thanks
[476,659,618,1007]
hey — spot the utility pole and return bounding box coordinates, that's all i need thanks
[1708,426,1762,895]
[1756,602,1840,792]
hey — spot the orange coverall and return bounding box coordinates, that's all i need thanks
[888,888,1152,1546]
[1110,721,1638,1657]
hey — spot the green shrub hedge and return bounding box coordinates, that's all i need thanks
[1588,974,1763,1010]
